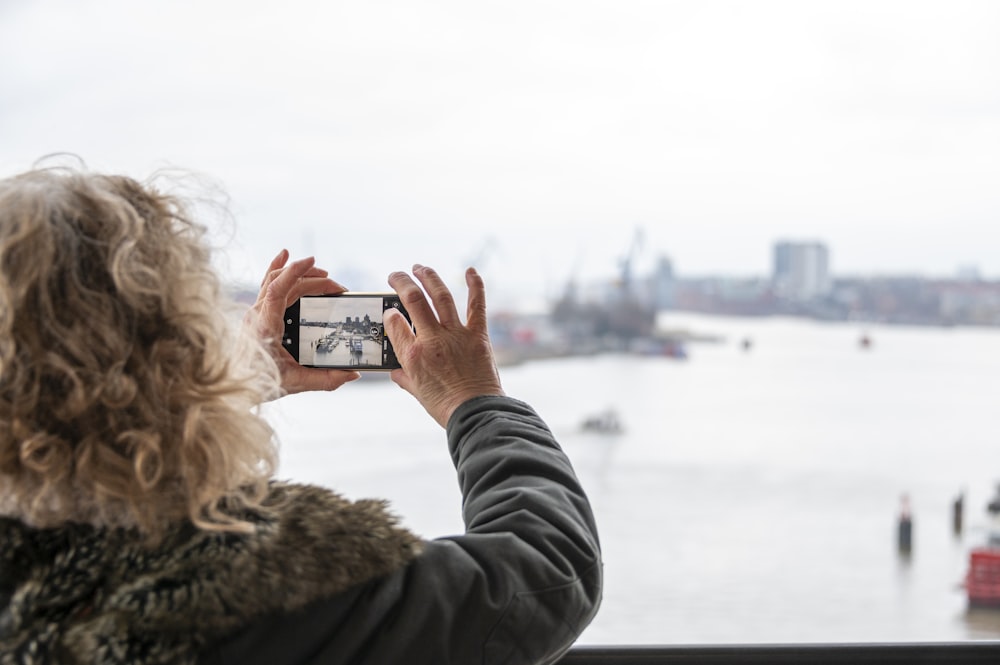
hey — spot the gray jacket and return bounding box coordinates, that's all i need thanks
[1,396,602,664]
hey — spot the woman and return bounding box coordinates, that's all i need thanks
[0,166,601,665]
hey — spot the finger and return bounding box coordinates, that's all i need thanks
[261,257,317,316]
[259,265,330,304]
[285,367,361,393]
[287,277,348,304]
[465,267,487,333]
[388,270,437,334]
[413,264,460,327]
[259,268,282,297]
[262,249,290,288]
[271,256,316,292]
[308,368,362,391]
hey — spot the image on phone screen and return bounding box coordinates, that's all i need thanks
[284,294,408,370]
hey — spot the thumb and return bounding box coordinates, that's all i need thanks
[389,367,413,395]
[383,308,414,358]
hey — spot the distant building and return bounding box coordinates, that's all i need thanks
[652,255,676,309]
[773,241,831,301]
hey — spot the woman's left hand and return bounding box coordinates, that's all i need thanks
[248,249,361,396]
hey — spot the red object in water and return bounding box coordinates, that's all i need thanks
[965,548,1000,606]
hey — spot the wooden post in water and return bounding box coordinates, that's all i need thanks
[953,492,964,537]
[897,494,913,555]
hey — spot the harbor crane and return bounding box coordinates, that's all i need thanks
[617,227,645,297]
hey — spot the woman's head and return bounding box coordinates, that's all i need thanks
[0,164,280,537]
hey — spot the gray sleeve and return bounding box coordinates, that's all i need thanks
[449,395,603,663]
[204,395,602,665]
[353,395,603,665]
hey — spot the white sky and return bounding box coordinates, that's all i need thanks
[2,0,998,307]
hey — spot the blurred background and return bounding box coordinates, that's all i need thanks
[3,0,999,645]
[2,0,998,300]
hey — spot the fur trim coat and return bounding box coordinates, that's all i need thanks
[0,396,602,665]
[0,484,422,665]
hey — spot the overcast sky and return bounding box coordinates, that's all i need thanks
[2,0,998,307]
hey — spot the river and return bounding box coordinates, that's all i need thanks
[263,313,1000,645]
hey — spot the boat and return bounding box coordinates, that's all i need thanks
[629,336,688,359]
[963,485,1000,607]
[966,547,1000,607]
[581,409,624,434]
[315,335,339,353]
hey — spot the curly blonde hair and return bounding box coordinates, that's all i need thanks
[0,164,281,539]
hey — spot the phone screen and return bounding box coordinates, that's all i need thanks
[283,293,409,370]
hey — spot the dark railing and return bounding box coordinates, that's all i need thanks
[558,642,1000,664]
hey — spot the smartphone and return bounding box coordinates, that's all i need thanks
[282,293,411,370]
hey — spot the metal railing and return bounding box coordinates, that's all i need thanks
[558,642,1000,664]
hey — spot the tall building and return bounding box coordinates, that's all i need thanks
[773,241,831,301]
[652,255,676,309]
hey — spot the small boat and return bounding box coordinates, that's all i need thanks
[963,486,1000,607]
[316,336,339,353]
[630,337,688,359]
[581,409,623,434]
[965,546,1000,607]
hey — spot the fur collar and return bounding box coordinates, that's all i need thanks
[0,482,423,665]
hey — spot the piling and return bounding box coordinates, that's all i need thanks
[953,492,964,537]
[897,494,913,555]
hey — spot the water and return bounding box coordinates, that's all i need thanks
[263,313,1000,645]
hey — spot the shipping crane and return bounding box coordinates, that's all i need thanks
[617,227,645,297]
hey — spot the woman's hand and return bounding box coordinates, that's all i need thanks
[248,249,361,396]
[383,264,504,428]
